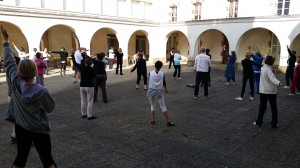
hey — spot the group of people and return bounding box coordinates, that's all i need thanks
[2,21,300,167]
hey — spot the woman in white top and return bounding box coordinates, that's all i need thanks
[12,42,29,60]
[254,56,282,128]
[146,61,175,127]
[43,48,51,75]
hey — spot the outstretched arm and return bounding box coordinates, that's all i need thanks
[287,45,295,57]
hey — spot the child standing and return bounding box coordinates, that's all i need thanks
[35,52,47,86]
[173,50,182,79]
[146,61,175,126]
[2,25,56,168]
[131,53,148,90]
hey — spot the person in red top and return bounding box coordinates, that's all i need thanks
[289,56,300,95]
[34,52,47,86]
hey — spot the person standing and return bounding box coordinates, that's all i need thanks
[284,45,297,89]
[289,56,300,95]
[92,52,108,103]
[131,53,148,90]
[72,57,97,120]
[29,48,38,61]
[254,56,282,128]
[116,48,124,75]
[12,42,29,60]
[173,50,182,79]
[1,25,57,168]
[74,47,83,83]
[50,47,68,77]
[236,52,261,101]
[206,48,212,86]
[169,48,175,69]
[108,46,115,69]
[34,52,47,86]
[193,48,211,98]
[224,48,237,85]
[250,49,264,93]
[146,60,175,126]
[42,48,51,75]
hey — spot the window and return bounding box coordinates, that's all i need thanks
[270,34,279,57]
[168,34,177,51]
[170,6,177,22]
[228,0,238,18]
[277,0,290,15]
[193,2,202,20]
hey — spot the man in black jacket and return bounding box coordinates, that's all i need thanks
[284,45,297,89]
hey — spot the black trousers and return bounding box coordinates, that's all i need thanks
[93,76,107,102]
[173,65,181,78]
[285,67,294,86]
[256,94,278,127]
[169,56,174,69]
[137,71,147,85]
[116,61,123,74]
[241,73,254,97]
[194,72,209,97]
[14,125,55,168]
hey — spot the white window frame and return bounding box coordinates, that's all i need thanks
[193,2,202,20]
[277,0,290,15]
[170,6,177,22]
[228,0,238,18]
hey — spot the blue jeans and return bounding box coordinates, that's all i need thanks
[253,73,260,93]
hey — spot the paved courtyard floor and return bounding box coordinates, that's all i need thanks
[0,64,299,168]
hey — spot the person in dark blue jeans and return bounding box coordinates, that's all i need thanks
[250,49,263,93]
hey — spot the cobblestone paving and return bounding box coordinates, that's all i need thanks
[0,64,299,168]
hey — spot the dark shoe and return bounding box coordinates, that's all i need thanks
[11,137,17,144]
[272,124,279,128]
[103,100,109,103]
[93,99,97,102]
[120,74,124,75]
[82,115,87,119]
[253,122,261,127]
[88,116,97,120]
[208,83,211,87]
[151,121,155,125]
[167,122,175,127]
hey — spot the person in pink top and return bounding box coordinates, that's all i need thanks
[34,52,47,86]
[289,56,300,95]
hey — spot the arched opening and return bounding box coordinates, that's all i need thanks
[166,31,189,64]
[128,30,149,64]
[90,28,119,56]
[237,28,280,65]
[0,21,29,57]
[39,25,79,67]
[196,29,229,64]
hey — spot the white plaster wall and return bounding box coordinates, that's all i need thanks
[19,0,41,8]
[43,0,64,10]
[238,0,275,17]
[65,0,82,12]
[201,0,228,19]
[0,0,16,6]
[103,0,117,16]
[85,0,101,15]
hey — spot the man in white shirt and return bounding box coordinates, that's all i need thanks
[193,48,211,98]
[74,47,83,83]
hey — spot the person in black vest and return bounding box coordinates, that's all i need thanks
[116,48,124,75]
[92,52,108,103]
[169,47,175,69]
[131,53,147,90]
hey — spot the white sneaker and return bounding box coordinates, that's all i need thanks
[236,97,243,101]
[177,77,182,80]
[136,85,139,89]
[231,82,236,85]
[250,97,254,100]
[288,93,295,96]
[225,82,230,85]
[284,86,289,89]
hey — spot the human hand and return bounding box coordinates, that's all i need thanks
[279,82,283,86]
[0,25,9,41]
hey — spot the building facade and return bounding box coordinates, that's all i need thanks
[0,0,299,71]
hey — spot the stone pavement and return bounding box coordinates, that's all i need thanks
[0,64,299,168]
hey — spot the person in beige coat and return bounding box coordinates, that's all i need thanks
[254,56,282,128]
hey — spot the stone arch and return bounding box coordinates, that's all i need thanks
[196,29,229,64]
[128,30,150,63]
[90,27,119,56]
[236,27,281,64]
[0,21,29,55]
[165,30,189,63]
